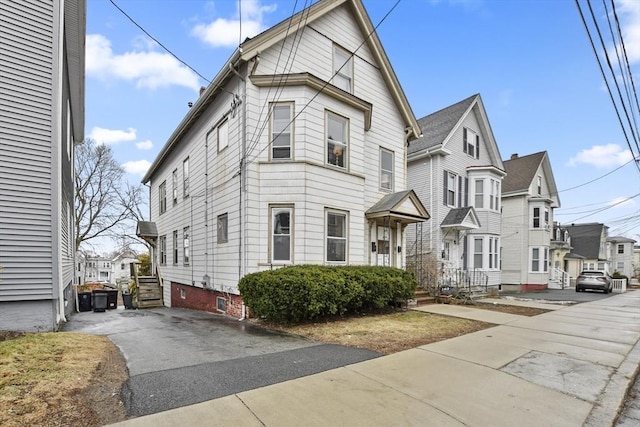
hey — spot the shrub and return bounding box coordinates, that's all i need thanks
[238,265,416,323]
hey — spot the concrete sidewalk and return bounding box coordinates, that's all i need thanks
[110,291,640,427]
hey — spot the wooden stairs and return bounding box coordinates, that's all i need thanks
[413,287,436,306]
[136,276,163,308]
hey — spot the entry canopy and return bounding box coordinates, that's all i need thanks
[366,190,430,226]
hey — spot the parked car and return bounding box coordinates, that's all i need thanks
[575,271,612,293]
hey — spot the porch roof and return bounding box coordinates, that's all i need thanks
[136,221,158,238]
[365,190,430,225]
[441,207,480,230]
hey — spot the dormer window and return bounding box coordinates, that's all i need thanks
[333,45,353,93]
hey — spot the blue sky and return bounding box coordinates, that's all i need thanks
[85,0,640,245]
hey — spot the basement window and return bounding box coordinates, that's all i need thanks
[216,297,226,312]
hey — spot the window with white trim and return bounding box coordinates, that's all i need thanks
[537,176,542,195]
[183,158,190,197]
[271,103,293,159]
[159,235,167,265]
[544,207,550,229]
[173,230,178,265]
[183,226,190,266]
[445,171,457,207]
[474,179,484,209]
[326,112,348,168]
[530,247,548,272]
[172,169,178,204]
[618,244,624,254]
[218,119,228,152]
[532,207,540,228]
[326,210,347,263]
[217,213,228,243]
[380,148,393,191]
[271,206,292,263]
[489,237,499,269]
[463,128,480,159]
[473,237,483,269]
[159,181,167,214]
[442,241,450,260]
[333,45,353,93]
[616,262,624,271]
[490,179,500,211]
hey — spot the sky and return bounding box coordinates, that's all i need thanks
[85,0,640,252]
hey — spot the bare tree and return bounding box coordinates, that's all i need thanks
[75,139,146,251]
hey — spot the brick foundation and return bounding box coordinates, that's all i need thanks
[520,283,548,292]
[171,282,247,318]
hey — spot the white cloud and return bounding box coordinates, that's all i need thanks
[135,140,154,150]
[89,126,136,145]
[86,34,200,91]
[616,0,640,63]
[567,144,634,168]
[122,160,151,177]
[191,0,277,48]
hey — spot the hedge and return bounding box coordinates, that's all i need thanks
[238,265,416,323]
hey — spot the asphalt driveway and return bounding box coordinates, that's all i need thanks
[502,287,616,304]
[62,307,380,417]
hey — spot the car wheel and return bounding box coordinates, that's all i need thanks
[575,287,580,292]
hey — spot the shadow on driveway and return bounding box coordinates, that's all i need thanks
[63,307,380,417]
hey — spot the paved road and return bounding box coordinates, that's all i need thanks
[62,307,380,417]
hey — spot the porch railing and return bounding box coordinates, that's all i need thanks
[549,267,569,289]
[440,268,489,293]
[612,278,627,293]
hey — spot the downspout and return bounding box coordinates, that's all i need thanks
[55,0,66,325]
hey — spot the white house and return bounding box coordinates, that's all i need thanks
[406,94,505,289]
[608,236,636,278]
[0,0,85,331]
[140,0,429,318]
[563,222,609,276]
[501,152,561,292]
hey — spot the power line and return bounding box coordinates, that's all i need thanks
[108,0,212,85]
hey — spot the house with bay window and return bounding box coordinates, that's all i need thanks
[139,0,429,318]
[406,94,505,289]
[501,152,561,292]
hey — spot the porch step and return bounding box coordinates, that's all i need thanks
[414,288,436,305]
[135,276,163,308]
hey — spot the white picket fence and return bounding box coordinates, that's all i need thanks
[612,278,627,293]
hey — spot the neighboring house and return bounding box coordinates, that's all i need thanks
[0,0,85,331]
[140,0,429,318]
[549,222,573,288]
[112,249,138,285]
[608,236,636,278]
[84,256,112,284]
[633,245,640,279]
[406,94,506,288]
[563,222,610,275]
[501,152,561,292]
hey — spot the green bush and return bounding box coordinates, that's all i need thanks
[238,265,416,323]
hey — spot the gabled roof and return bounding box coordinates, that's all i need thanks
[407,94,503,169]
[142,0,419,183]
[366,190,430,224]
[440,207,480,230]
[502,151,560,207]
[564,223,607,260]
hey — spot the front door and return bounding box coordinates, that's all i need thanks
[377,225,394,267]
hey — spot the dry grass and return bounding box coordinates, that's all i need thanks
[255,309,493,354]
[0,332,127,427]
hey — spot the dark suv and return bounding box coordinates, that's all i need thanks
[575,270,612,293]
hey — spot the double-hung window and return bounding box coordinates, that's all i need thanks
[380,148,393,191]
[217,213,228,243]
[159,235,167,265]
[618,244,624,254]
[327,112,348,168]
[218,119,229,152]
[271,103,293,159]
[172,169,178,205]
[530,247,548,272]
[159,181,167,214]
[183,158,189,198]
[474,179,484,209]
[333,45,353,93]
[183,226,190,266]
[444,171,457,207]
[490,179,500,211]
[544,207,550,229]
[532,207,540,228]
[173,230,178,265]
[463,128,480,159]
[537,176,542,195]
[488,237,499,269]
[271,206,292,263]
[326,210,347,263]
[473,237,483,269]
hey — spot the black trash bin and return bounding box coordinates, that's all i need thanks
[105,289,118,309]
[122,289,134,310]
[92,290,108,312]
[78,292,92,312]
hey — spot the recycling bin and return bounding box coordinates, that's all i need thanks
[78,292,92,312]
[92,290,108,312]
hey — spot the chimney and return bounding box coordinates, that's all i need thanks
[510,153,518,159]
[199,86,206,96]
